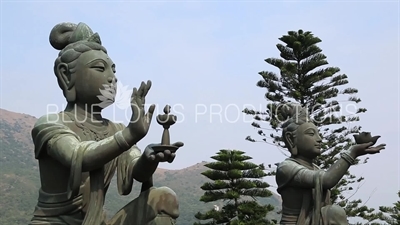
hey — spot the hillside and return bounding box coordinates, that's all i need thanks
[0,108,281,225]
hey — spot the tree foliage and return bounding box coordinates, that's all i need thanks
[243,29,375,221]
[374,190,400,225]
[194,150,276,225]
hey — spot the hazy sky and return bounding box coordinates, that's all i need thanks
[1,0,399,209]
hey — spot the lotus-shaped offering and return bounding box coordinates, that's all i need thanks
[353,132,380,146]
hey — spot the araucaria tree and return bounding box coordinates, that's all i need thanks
[194,149,275,225]
[375,191,400,225]
[243,30,375,221]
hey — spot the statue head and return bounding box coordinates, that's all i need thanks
[321,205,348,225]
[280,103,322,159]
[50,22,117,108]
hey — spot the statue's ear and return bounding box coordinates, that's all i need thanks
[56,63,76,102]
[56,63,71,89]
[285,132,297,156]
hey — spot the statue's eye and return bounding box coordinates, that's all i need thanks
[305,131,314,135]
[92,66,105,72]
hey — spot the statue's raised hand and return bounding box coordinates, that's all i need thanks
[351,138,386,157]
[128,81,156,142]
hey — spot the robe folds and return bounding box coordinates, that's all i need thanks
[29,112,177,225]
[276,158,331,225]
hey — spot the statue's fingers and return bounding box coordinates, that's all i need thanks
[141,81,152,105]
[131,88,138,105]
[365,150,377,155]
[131,106,140,121]
[145,104,156,124]
[135,95,144,114]
[131,103,142,121]
[155,152,164,161]
[377,146,386,151]
[133,84,142,107]
[130,88,140,119]
[163,150,172,157]
[167,153,176,163]
[370,145,386,152]
[142,80,152,98]
[131,87,138,99]
[360,142,374,148]
[137,81,146,96]
[366,147,384,154]
[148,154,156,161]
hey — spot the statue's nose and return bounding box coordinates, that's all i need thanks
[107,76,118,84]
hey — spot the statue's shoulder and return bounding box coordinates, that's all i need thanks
[34,113,65,127]
[276,159,304,179]
[276,158,305,190]
[32,113,74,135]
[32,113,75,158]
[277,158,302,171]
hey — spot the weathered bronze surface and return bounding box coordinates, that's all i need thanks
[275,103,385,225]
[353,132,380,145]
[30,22,184,225]
[154,105,179,153]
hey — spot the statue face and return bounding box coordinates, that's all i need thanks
[73,50,117,106]
[294,122,322,158]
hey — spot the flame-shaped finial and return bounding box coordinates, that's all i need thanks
[163,105,171,115]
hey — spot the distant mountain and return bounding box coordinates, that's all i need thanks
[0,108,281,225]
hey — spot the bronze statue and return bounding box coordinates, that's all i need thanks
[30,22,184,225]
[353,132,380,146]
[275,104,386,225]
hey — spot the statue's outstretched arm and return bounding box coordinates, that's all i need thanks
[48,133,128,172]
[33,114,135,172]
[292,158,353,189]
[277,155,356,190]
[278,141,385,190]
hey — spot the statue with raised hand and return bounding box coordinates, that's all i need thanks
[275,103,386,225]
[30,22,184,225]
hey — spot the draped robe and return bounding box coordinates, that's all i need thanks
[276,158,332,225]
[30,112,178,225]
